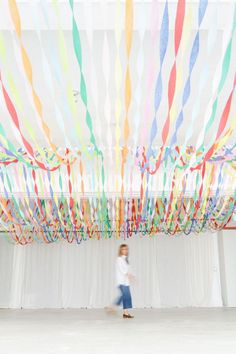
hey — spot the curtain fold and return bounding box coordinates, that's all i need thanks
[0,233,223,308]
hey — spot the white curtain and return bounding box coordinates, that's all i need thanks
[0,232,224,308]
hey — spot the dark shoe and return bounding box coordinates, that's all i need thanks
[123,314,134,319]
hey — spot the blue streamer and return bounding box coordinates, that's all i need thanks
[164,0,208,161]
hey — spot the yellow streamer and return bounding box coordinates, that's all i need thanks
[120,0,133,226]
[8,0,67,165]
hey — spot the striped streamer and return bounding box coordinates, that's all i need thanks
[165,0,208,161]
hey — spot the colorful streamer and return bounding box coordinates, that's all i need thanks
[0,0,234,243]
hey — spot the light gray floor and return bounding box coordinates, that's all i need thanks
[0,308,236,354]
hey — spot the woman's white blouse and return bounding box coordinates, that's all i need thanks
[116,256,130,286]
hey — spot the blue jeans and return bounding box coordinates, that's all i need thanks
[115,285,132,309]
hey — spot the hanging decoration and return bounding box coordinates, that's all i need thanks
[0,0,235,244]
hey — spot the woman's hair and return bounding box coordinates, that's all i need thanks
[118,244,129,264]
[118,244,129,257]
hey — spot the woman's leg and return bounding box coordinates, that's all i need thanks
[114,286,123,307]
[120,285,133,316]
[106,286,123,313]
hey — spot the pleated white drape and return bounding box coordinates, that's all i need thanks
[0,232,223,308]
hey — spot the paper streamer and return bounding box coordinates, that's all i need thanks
[165,0,208,160]
[8,0,69,166]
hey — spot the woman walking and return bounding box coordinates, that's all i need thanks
[114,244,134,318]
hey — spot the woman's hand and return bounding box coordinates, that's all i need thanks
[128,273,136,282]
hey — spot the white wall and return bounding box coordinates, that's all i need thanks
[218,230,236,307]
[0,232,225,309]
